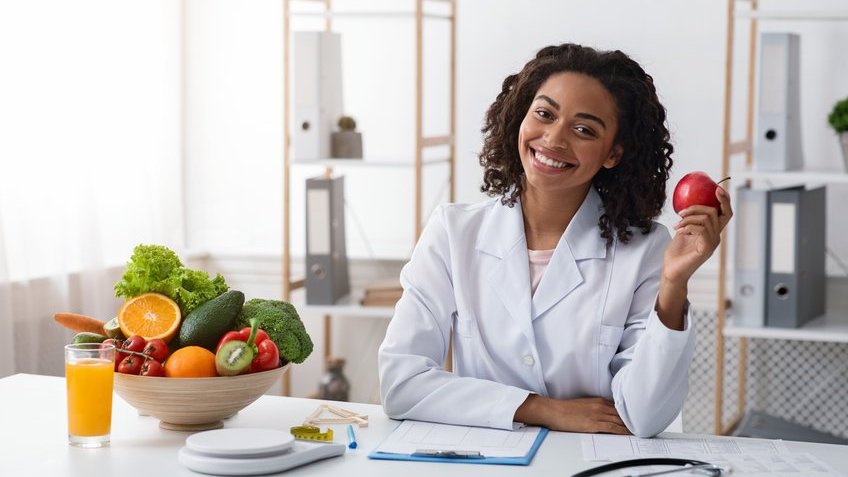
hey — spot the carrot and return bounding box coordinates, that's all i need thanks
[54,312,107,335]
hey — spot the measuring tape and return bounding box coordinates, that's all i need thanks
[290,425,334,442]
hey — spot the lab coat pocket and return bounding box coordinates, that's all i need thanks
[597,324,624,396]
[599,324,624,348]
[453,316,478,376]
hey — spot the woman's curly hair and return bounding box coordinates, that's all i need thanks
[479,43,673,246]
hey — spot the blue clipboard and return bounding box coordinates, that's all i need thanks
[367,424,548,466]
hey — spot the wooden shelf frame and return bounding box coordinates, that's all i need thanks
[716,0,848,435]
[281,0,457,395]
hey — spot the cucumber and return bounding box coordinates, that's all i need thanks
[176,290,245,351]
[71,332,108,345]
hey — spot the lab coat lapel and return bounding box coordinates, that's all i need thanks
[531,188,607,319]
[477,200,535,343]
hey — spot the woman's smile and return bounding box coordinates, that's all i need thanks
[530,145,576,174]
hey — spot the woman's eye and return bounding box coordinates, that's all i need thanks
[534,109,553,120]
[575,126,596,137]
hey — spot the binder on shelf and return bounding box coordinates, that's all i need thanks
[733,186,769,327]
[766,186,826,328]
[305,176,350,305]
[755,32,803,172]
[293,31,344,161]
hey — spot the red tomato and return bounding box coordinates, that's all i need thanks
[101,339,124,370]
[117,355,143,375]
[122,335,146,354]
[142,339,169,363]
[139,359,165,377]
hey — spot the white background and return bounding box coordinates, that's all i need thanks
[2,0,847,400]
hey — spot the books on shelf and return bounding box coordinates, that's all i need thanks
[360,278,403,307]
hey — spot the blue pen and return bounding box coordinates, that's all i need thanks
[347,424,358,449]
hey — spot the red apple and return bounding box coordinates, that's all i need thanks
[672,172,730,214]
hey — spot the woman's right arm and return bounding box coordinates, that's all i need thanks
[378,206,530,430]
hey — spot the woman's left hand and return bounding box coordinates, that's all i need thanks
[663,186,733,284]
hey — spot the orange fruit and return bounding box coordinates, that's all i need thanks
[164,346,218,378]
[118,293,181,343]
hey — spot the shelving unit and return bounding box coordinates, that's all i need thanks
[724,311,848,343]
[281,0,456,395]
[715,0,848,435]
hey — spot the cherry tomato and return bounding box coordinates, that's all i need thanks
[142,339,169,363]
[139,359,165,377]
[117,355,143,375]
[122,335,146,354]
[101,339,124,370]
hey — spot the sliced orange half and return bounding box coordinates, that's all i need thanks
[118,293,181,343]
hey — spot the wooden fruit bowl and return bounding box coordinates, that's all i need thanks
[113,364,290,431]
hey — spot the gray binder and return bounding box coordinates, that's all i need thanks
[755,32,803,171]
[305,176,350,305]
[766,186,826,328]
[733,187,769,327]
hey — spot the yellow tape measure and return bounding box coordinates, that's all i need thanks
[290,425,334,442]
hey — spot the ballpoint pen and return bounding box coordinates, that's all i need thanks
[347,424,358,449]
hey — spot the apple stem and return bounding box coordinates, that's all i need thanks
[717,176,731,186]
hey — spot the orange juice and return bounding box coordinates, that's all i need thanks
[66,358,114,437]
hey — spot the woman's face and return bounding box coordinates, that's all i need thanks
[518,71,621,197]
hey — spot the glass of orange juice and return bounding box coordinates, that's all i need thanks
[65,342,116,448]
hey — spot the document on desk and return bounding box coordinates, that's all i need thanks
[581,434,845,476]
[370,420,546,464]
[581,434,789,461]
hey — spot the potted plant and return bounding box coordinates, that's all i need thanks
[331,115,363,159]
[828,96,848,169]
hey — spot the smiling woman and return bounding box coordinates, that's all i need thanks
[0,0,185,378]
[379,43,732,438]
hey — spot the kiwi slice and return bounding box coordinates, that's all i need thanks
[215,318,260,376]
[215,340,256,376]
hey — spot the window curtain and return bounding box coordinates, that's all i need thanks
[0,0,184,378]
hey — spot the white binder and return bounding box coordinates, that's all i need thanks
[733,187,769,327]
[293,31,344,161]
[755,32,803,171]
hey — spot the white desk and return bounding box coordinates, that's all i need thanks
[1,373,846,476]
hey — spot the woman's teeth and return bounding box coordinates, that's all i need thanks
[534,151,572,169]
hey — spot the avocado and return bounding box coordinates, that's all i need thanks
[71,332,108,345]
[177,290,245,351]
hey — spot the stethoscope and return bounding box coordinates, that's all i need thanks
[571,457,729,477]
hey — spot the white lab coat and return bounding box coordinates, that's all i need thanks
[378,188,696,437]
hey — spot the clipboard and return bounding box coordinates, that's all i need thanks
[367,421,549,466]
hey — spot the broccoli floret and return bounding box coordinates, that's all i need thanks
[236,299,314,364]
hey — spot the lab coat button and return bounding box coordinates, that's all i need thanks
[523,355,535,366]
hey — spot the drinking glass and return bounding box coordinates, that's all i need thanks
[65,343,115,448]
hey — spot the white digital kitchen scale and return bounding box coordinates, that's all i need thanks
[178,428,346,475]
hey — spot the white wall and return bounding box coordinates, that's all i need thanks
[183,0,848,399]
